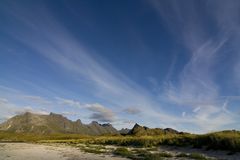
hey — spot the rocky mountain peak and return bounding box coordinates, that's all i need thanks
[76,119,82,124]
[0,112,119,136]
[133,123,141,129]
[90,121,99,125]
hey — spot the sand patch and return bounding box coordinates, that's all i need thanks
[0,143,129,160]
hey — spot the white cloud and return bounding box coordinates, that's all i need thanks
[112,119,136,129]
[193,107,201,113]
[86,103,115,122]
[61,111,78,116]
[23,95,52,105]
[1,1,239,132]
[14,106,49,115]
[191,105,235,132]
[2,3,182,129]
[182,112,186,117]
[149,0,239,132]
[55,97,83,108]
[0,98,49,122]
[56,97,116,122]
[123,107,141,115]
[0,98,8,103]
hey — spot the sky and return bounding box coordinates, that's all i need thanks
[0,0,240,133]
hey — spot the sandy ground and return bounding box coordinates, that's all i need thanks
[0,143,129,160]
[1,143,240,160]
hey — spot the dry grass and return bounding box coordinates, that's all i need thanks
[0,130,240,152]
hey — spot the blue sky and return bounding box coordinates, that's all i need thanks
[0,0,240,133]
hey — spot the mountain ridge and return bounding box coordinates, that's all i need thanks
[0,112,184,136]
[0,112,118,135]
[127,123,182,136]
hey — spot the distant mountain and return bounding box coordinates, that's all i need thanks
[0,112,118,135]
[128,123,180,136]
[119,128,131,135]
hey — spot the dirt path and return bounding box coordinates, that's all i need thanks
[0,143,129,160]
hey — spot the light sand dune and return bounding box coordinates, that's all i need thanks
[0,143,129,160]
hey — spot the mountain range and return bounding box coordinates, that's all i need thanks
[0,112,118,135]
[0,112,182,136]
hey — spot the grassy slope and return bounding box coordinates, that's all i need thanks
[0,130,240,152]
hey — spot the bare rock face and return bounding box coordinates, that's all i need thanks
[128,123,179,136]
[0,112,119,135]
[119,128,130,135]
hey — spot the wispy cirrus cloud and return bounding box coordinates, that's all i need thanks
[56,97,83,108]
[148,0,239,132]
[0,98,8,104]
[0,86,53,121]
[0,85,116,123]
[164,38,227,107]
[23,95,52,105]
[1,1,180,128]
[1,1,240,132]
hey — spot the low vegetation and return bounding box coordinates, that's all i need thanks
[78,145,109,154]
[113,147,213,160]
[113,147,136,159]
[0,130,239,160]
[1,130,240,152]
[0,131,91,142]
[51,131,239,152]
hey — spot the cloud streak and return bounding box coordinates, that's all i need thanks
[23,95,52,105]
[149,0,239,132]
[1,1,181,128]
[56,97,83,108]
[1,1,240,132]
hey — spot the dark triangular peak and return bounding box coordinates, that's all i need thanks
[164,128,179,134]
[133,123,141,128]
[76,119,82,124]
[128,123,145,135]
[131,123,142,130]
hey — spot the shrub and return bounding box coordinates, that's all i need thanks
[113,147,135,158]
